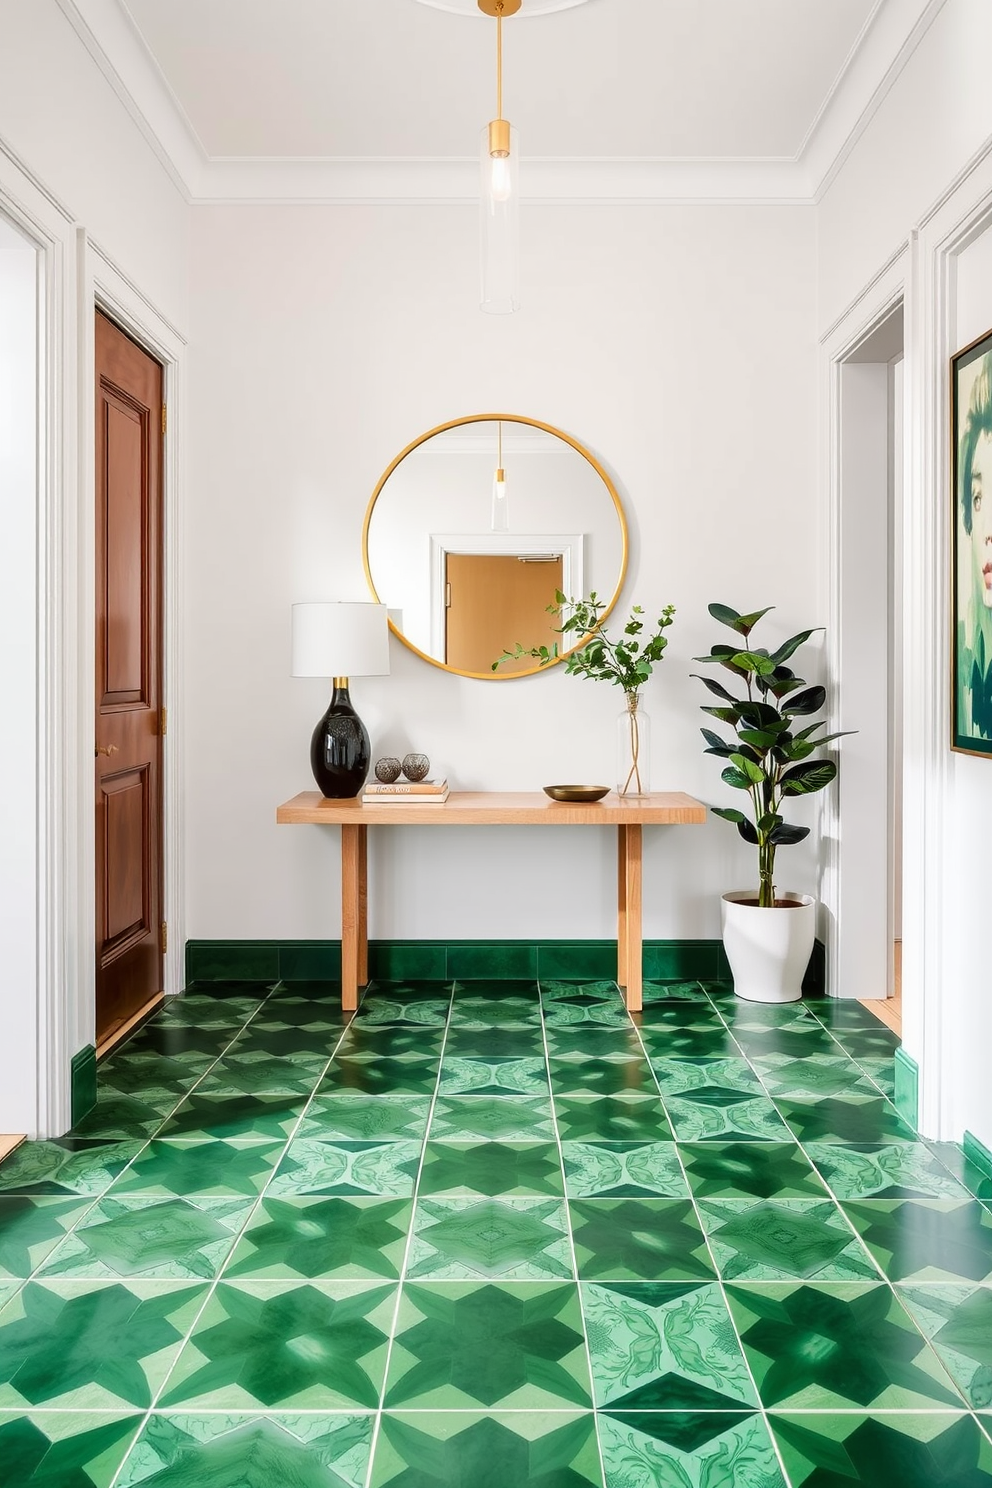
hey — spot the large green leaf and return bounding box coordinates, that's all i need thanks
[711,806,746,824]
[707,602,742,630]
[770,822,811,844]
[721,766,753,791]
[736,700,783,730]
[691,674,739,703]
[779,759,837,795]
[701,705,740,724]
[731,753,766,784]
[731,650,777,676]
[770,627,822,665]
[794,723,857,745]
[693,644,751,676]
[738,728,778,750]
[737,817,759,845]
[737,606,775,634]
[700,728,736,758]
[774,739,817,762]
[783,685,827,716]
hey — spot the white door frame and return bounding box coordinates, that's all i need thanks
[0,139,78,1138]
[429,532,584,662]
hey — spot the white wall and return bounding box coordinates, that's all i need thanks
[0,0,189,329]
[186,202,819,942]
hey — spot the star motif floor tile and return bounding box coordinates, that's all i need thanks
[0,1409,144,1488]
[596,1410,784,1488]
[569,1198,715,1282]
[768,1410,992,1487]
[897,1283,992,1411]
[0,1278,206,1410]
[384,1281,591,1409]
[338,1025,445,1059]
[542,1002,631,1029]
[267,1139,422,1197]
[696,1198,879,1281]
[642,1026,746,1057]
[726,1280,967,1410]
[407,1198,573,1280]
[428,1096,555,1142]
[0,1196,94,1278]
[418,1142,563,1198]
[856,1056,897,1099]
[554,1096,672,1144]
[841,1199,992,1284]
[299,1095,432,1141]
[95,1056,203,1102]
[547,1058,658,1097]
[806,1143,973,1200]
[775,1094,917,1145]
[540,980,621,1003]
[444,1028,547,1059]
[192,1057,326,1097]
[447,996,540,1029]
[544,1026,646,1058]
[662,1092,793,1142]
[354,997,451,1026]
[156,1092,305,1141]
[755,1054,880,1100]
[0,1140,144,1198]
[70,1094,174,1140]
[324,1056,440,1096]
[108,1139,285,1198]
[650,1057,763,1096]
[640,980,712,1003]
[114,1412,373,1488]
[37,1195,254,1281]
[679,1140,828,1199]
[158,1279,395,1409]
[562,1141,689,1198]
[371,1411,603,1488]
[223,1196,411,1280]
[437,1057,549,1096]
[582,1279,757,1409]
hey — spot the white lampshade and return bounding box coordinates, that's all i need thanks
[292,602,390,678]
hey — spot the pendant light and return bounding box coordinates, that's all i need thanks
[478,0,520,314]
[491,420,509,529]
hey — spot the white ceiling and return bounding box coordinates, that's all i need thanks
[60,0,945,200]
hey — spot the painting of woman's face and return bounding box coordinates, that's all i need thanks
[954,335,992,753]
[970,429,992,609]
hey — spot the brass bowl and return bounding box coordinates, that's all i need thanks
[543,785,611,803]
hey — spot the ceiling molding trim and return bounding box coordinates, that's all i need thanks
[54,0,206,199]
[802,0,949,201]
[194,155,809,206]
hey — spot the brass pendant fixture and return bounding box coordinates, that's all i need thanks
[491,419,509,529]
[479,0,520,313]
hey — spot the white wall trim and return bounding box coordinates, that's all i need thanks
[0,147,78,1139]
[908,138,992,1138]
[83,239,188,1009]
[53,0,943,206]
[819,252,907,1012]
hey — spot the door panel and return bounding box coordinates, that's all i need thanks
[445,553,563,675]
[95,311,163,1044]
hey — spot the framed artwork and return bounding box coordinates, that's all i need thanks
[952,327,992,754]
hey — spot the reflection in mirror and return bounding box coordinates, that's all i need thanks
[363,416,627,678]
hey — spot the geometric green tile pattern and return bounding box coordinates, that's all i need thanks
[0,970,988,1488]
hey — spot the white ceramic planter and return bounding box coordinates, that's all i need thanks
[721,891,816,1004]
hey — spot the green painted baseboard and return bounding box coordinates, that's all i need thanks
[186,937,826,996]
[894,1048,919,1131]
[963,1129,992,1181]
[70,1046,97,1127]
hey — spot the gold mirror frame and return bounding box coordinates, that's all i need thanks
[362,413,629,680]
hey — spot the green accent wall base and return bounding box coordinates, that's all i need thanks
[963,1129,992,1181]
[894,1048,919,1131]
[186,937,826,996]
[70,1045,97,1127]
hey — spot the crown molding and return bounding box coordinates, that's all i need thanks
[55,0,943,207]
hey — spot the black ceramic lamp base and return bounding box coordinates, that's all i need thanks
[310,684,371,798]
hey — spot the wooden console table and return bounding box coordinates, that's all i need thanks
[276,791,707,1012]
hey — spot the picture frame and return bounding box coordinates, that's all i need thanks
[951,327,992,755]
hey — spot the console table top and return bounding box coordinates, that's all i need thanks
[276,789,707,826]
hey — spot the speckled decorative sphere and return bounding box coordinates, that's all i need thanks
[374,756,402,783]
[402,752,430,782]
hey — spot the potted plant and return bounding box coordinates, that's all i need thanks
[693,603,851,1002]
[495,592,676,795]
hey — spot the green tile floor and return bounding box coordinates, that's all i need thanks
[1,976,992,1485]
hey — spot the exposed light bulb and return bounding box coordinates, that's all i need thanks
[492,469,508,531]
[490,152,512,203]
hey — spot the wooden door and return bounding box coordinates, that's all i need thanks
[446,553,563,674]
[95,312,164,1045]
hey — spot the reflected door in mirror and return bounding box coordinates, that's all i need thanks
[445,553,563,674]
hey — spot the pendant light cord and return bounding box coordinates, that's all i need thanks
[496,1,503,120]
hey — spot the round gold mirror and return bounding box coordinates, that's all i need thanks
[363,414,628,679]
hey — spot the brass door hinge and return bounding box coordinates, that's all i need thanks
[160,706,168,737]
[445,582,452,609]
[160,921,168,955]
[161,404,167,436]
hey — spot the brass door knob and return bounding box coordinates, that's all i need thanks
[95,743,119,757]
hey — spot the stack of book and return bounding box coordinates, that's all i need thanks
[361,778,449,804]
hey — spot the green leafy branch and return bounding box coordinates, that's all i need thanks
[493,591,676,692]
[694,602,853,908]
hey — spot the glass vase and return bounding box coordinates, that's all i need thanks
[617,692,650,796]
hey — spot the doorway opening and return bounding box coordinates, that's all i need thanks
[834,302,904,1031]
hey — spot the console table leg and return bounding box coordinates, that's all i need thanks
[357,825,368,987]
[617,825,629,992]
[624,824,643,1012]
[341,824,366,1012]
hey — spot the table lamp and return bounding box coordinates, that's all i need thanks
[292,602,390,797]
